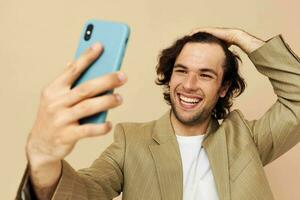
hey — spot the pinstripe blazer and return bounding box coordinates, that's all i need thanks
[17,35,300,200]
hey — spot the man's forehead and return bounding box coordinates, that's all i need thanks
[175,42,226,71]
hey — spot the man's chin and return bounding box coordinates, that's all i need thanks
[172,109,203,126]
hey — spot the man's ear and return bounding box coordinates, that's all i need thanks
[219,82,230,98]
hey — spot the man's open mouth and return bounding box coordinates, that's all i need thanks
[177,93,203,109]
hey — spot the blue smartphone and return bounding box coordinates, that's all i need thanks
[72,19,130,124]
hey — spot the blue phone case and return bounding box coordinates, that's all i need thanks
[72,20,130,124]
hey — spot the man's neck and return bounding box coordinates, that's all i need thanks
[170,111,211,136]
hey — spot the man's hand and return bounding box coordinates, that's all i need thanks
[26,43,127,199]
[190,27,266,54]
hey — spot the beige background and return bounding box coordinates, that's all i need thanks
[1,0,300,199]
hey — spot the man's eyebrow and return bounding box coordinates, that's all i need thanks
[174,64,188,69]
[174,63,218,76]
[200,68,218,77]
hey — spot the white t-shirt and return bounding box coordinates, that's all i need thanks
[176,134,219,200]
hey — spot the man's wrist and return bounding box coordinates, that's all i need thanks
[234,30,266,54]
[28,160,62,199]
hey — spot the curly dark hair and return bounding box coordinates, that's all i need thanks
[155,32,246,119]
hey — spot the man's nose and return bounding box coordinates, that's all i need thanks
[182,72,198,91]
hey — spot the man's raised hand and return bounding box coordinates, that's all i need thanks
[25,43,127,198]
[190,27,265,54]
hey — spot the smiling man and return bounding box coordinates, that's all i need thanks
[171,42,227,125]
[17,28,300,200]
[163,36,236,134]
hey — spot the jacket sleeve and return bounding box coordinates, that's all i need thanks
[15,124,126,200]
[239,35,300,166]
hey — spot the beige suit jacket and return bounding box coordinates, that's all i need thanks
[17,35,300,200]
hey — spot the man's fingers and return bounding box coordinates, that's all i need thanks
[189,27,214,36]
[189,27,230,42]
[189,27,242,45]
[63,122,112,144]
[66,94,122,123]
[56,43,104,86]
[61,72,127,107]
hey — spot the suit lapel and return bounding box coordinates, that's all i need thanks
[149,111,183,200]
[203,119,230,200]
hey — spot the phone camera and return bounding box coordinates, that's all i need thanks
[84,24,94,41]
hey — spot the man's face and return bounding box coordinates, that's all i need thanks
[169,42,228,125]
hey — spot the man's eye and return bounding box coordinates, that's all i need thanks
[200,74,213,78]
[175,70,186,73]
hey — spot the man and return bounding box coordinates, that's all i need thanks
[17,27,300,200]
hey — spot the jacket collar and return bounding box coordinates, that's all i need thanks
[152,110,175,144]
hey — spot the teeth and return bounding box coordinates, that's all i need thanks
[179,95,201,103]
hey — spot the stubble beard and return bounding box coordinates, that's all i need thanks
[170,95,211,126]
